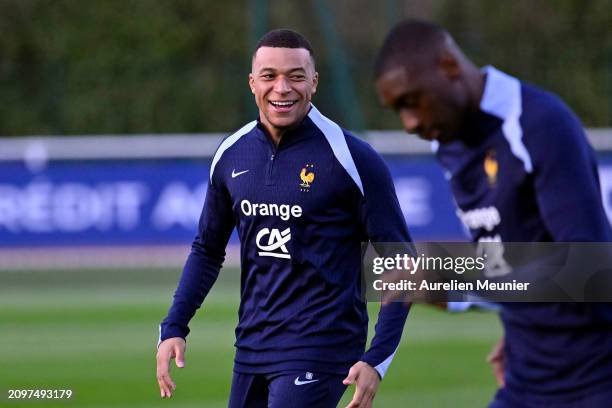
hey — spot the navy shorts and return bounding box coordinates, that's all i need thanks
[228,370,347,408]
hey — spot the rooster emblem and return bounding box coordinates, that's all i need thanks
[484,150,498,186]
[299,164,315,191]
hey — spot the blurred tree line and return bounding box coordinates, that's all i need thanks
[1,0,610,136]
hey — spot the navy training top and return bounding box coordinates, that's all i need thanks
[160,105,412,378]
[437,66,612,399]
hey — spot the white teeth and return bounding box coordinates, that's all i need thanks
[270,101,295,107]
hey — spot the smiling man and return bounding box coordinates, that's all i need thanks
[375,20,612,407]
[249,38,316,144]
[156,29,412,408]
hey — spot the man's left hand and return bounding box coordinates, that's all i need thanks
[343,361,380,408]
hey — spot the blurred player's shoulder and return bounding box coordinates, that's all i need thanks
[519,82,593,156]
[520,82,585,138]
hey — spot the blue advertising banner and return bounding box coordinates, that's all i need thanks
[1,155,612,247]
[0,161,208,247]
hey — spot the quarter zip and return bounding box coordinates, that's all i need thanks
[258,117,311,186]
[266,135,285,186]
[266,150,276,186]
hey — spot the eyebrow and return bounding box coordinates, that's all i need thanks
[258,67,307,74]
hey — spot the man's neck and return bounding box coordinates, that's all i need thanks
[267,128,284,147]
[260,117,306,147]
[469,68,486,112]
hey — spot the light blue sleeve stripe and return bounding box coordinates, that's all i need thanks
[374,346,398,378]
[502,110,533,173]
[447,300,501,313]
[480,66,533,173]
[431,140,439,153]
[307,105,364,195]
[209,121,257,182]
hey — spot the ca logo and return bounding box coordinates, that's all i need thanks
[477,235,512,278]
[256,227,291,259]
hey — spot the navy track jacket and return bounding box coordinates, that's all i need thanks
[436,67,612,398]
[160,105,412,377]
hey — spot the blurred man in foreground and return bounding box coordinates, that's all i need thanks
[375,20,612,407]
[156,29,412,408]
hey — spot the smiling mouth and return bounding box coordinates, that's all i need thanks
[269,100,297,109]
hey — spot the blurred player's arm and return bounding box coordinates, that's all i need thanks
[157,176,235,398]
[528,103,610,242]
[485,101,611,389]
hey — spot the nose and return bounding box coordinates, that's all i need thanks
[399,109,420,133]
[273,76,291,94]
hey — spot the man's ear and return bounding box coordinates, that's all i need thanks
[248,73,255,94]
[438,50,461,80]
[311,72,319,95]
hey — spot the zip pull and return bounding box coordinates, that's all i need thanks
[270,154,275,161]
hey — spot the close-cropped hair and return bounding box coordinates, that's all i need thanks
[253,29,315,61]
[374,19,447,78]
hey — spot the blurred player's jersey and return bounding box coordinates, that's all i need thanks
[160,105,411,377]
[436,67,612,399]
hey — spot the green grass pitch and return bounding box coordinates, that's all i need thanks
[0,268,501,407]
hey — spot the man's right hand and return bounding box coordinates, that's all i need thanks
[156,337,186,398]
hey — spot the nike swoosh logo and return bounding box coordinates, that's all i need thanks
[294,377,319,386]
[231,169,249,178]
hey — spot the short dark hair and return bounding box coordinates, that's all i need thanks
[374,20,448,78]
[253,29,314,61]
